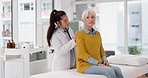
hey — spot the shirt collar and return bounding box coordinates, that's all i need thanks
[83,27,96,35]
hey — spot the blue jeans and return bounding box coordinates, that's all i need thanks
[83,65,124,78]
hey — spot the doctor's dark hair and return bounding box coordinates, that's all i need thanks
[47,9,66,46]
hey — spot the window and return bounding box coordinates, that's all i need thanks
[18,0,36,44]
[17,0,53,46]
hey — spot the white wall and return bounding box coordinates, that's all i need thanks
[13,0,18,44]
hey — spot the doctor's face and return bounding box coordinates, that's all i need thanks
[59,15,69,29]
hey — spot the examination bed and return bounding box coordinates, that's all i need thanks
[31,54,148,78]
[30,64,148,78]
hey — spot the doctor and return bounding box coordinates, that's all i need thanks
[47,9,76,71]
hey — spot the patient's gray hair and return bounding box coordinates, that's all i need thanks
[81,9,96,20]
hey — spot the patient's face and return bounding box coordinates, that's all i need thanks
[59,15,69,29]
[83,13,95,28]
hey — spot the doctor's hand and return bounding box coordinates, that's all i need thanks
[73,36,76,42]
[73,31,78,42]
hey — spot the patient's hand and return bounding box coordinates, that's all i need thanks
[103,61,109,66]
[97,63,106,66]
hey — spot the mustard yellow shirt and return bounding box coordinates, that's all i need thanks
[76,30,106,73]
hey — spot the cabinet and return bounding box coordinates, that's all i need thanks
[3,47,48,78]
[5,59,23,78]
[0,0,12,48]
[0,58,2,78]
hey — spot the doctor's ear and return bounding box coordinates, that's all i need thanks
[57,22,61,26]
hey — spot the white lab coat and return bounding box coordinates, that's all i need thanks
[50,27,76,71]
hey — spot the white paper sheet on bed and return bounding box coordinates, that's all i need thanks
[30,69,107,78]
[30,64,148,78]
[113,64,148,78]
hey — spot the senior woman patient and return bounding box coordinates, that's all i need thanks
[76,9,124,78]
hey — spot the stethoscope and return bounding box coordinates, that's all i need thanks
[64,28,72,40]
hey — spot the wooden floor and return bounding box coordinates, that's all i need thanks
[145,76,148,78]
[137,74,148,78]
[137,75,145,78]
[145,73,148,78]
